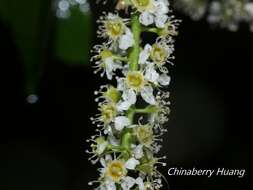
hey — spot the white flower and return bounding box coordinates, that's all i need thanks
[138,0,169,27]
[133,144,144,159]
[155,14,168,28]
[154,0,169,15]
[140,86,156,105]
[117,89,136,111]
[158,73,171,86]
[123,71,156,105]
[125,158,140,170]
[104,180,116,190]
[121,176,136,190]
[139,11,154,26]
[104,57,122,80]
[114,116,130,131]
[144,63,159,84]
[119,28,134,50]
[139,44,152,64]
[98,13,128,41]
[92,44,122,80]
[136,177,145,190]
[116,77,125,91]
[245,3,253,16]
[96,141,108,155]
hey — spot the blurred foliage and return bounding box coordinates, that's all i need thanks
[54,6,92,64]
[0,0,92,98]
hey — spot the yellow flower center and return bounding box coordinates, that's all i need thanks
[100,104,117,124]
[106,160,126,182]
[105,20,124,39]
[135,125,153,147]
[150,44,167,64]
[131,0,152,11]
[126,71,145,91]
[158,22,178,37]
[100,49,113,60]
[104,86,121,103]
[144,182,154,190]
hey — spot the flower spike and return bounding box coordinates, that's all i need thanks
[88,0,180,189]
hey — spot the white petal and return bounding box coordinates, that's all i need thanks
[105,154,112,161]
[245,3,253,16]
[155,14,168,28]
[136,177,145,190]
[117,89,137,111]
[158,73,171,86]
[116,78,125,91]
[105,57,114,80]
[114,116,130,131]
[105,180,116,190]
[141,86,156,105]
[144,63,159,84]
[139,44,152,64]
[139,11,154,26]
[119,28,134,50]
[154,1,169,14]
[117,100,133,111]
[134,144,144,159]
[123,89,137,104]
[100,158,106,168]
[121,176,136,190]
[96,141,108,155]
[125,158,140,170]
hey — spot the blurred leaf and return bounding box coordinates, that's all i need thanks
[0,0,93,98]
[54,6,92,64]
[0,0,51,96]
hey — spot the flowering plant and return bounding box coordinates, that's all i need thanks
[87,0,180,189]
[175,0,253,31]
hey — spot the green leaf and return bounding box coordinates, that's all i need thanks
[54,6,92,65]
[0,1,93,98]
[0,0,51,96]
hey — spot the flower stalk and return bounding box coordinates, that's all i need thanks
[129,14,141,71]
[87,1,180,189]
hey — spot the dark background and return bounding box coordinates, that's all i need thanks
[0,1,251,190]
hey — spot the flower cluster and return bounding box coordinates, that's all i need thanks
[175,0,253,32]
[87,1,180,190]
[175,0,208,21]
[208,0,253,32]
[55,0,90,19]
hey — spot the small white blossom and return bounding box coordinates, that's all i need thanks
[139,11,154,26]
[133,144,144,159]
[117,89,136,111]
[155,14,168,28]
[144,63,159,84]
[245,3,253,16]
[114,116,130,131]
[139,44,152,64]
[119,28,134,50]
[158,73,171,86]
[96,141,108,155]
[140,85,156,105]
[136,177,145,190]
[121,176,136,190]
[125,158,140,170]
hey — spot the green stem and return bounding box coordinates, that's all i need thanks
[135,105,158,114]
[113,55,128,62]
[129,14,141,71]
[142,26,158,34]
[126,107,135,124]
